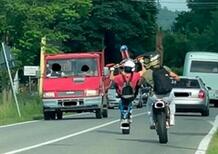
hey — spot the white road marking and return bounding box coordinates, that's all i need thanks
[195,114,218,154]
[4,112,146,154]
[0,113,90,129]
[0,121,39,129]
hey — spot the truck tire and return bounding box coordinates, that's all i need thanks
[43,111,50,120]
[95,109,102,119]
[102,109,108,118]
[43,111,56,120]
[57,111,63,119]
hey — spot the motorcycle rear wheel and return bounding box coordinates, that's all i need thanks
[156,111,168,143]
[122,128,130,134]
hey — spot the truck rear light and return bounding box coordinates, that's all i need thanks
[198,90,205,99]
[85,90,98,96]
[43,92,55,98]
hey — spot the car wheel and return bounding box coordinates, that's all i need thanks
[201,108,209,116]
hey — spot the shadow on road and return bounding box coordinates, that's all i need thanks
[170,131,208,136]
[96,130,122,135]
[118,138,158,144]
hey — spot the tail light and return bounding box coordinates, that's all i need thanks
[198,90,205,99]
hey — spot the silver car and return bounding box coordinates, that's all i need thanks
[107,83,144,109]
[107,84,120,109]
[172,76,210,116]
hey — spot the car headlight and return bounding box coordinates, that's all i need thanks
[85,90,98,96]
[43,92,55,98]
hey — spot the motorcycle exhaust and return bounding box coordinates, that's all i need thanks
[154,100,165,109]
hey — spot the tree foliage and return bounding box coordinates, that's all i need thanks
[163,0,218,68]
[0,0,92,66]
[0,0,158,67]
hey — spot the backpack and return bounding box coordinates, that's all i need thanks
[152,67,172,95]
[120,73,135,101]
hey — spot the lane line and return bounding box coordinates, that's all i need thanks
[0,113,90,129]
[0,121,39,129]
[4,112,146,154]
[195,114,218,154]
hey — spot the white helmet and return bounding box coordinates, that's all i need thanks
[123,59,135,72]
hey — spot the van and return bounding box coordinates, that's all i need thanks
[183,51,218,107]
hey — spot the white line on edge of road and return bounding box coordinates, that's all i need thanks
[0,121,39,129]
[4,112,146,154]
[0,113,90,129]
[195,114,218,154]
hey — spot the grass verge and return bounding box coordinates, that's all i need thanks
[207,130,218,154]
[0,94,42,125]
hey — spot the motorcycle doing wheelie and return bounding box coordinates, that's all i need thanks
[152,98,171,144]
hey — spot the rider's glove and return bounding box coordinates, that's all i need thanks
[110,67,115,71]
[139,59,144,63]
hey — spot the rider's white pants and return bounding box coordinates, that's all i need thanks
[146,91,175,126]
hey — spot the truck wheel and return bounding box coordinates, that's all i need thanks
[43,111,50,120]
[57,111,63,119]
[96,109,102,119]
[43,111,56,120]
[102,109,108,118]
[50,112,56,120]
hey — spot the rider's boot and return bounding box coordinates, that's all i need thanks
[148,112,155,129]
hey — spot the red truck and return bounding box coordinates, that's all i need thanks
[42,52,110,120]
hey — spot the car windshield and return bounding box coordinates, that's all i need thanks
[174,78,200,89]
[46,58,98,77]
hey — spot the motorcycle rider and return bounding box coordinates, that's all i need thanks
[109,57,145,123]
[141,52,180,129]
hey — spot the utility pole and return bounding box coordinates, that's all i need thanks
[156,29,164,66]
[39,37,46,95]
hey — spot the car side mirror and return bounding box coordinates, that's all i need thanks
[103,67,110,76]
[207,86,212,90]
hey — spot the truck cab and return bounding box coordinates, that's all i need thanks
[42,52,110,120]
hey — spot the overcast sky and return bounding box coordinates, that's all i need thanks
[160,0,188,11]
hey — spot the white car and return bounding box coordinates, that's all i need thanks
[107,84,144,109]
[107,84,120,109]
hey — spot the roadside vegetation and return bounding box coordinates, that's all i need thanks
[207,130,218,154]
[0,92,42,125]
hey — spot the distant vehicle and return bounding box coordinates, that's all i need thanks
[172,76,210,116]
[107,83,144,109]
[133,88,144,108]
[183,51,218,107]
[107,83,120,109]
[42,52,110,120]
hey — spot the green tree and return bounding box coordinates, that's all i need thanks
[0,0,92,66]
[77,0,158,63]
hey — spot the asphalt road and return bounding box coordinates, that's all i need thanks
[0,106,217,154]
